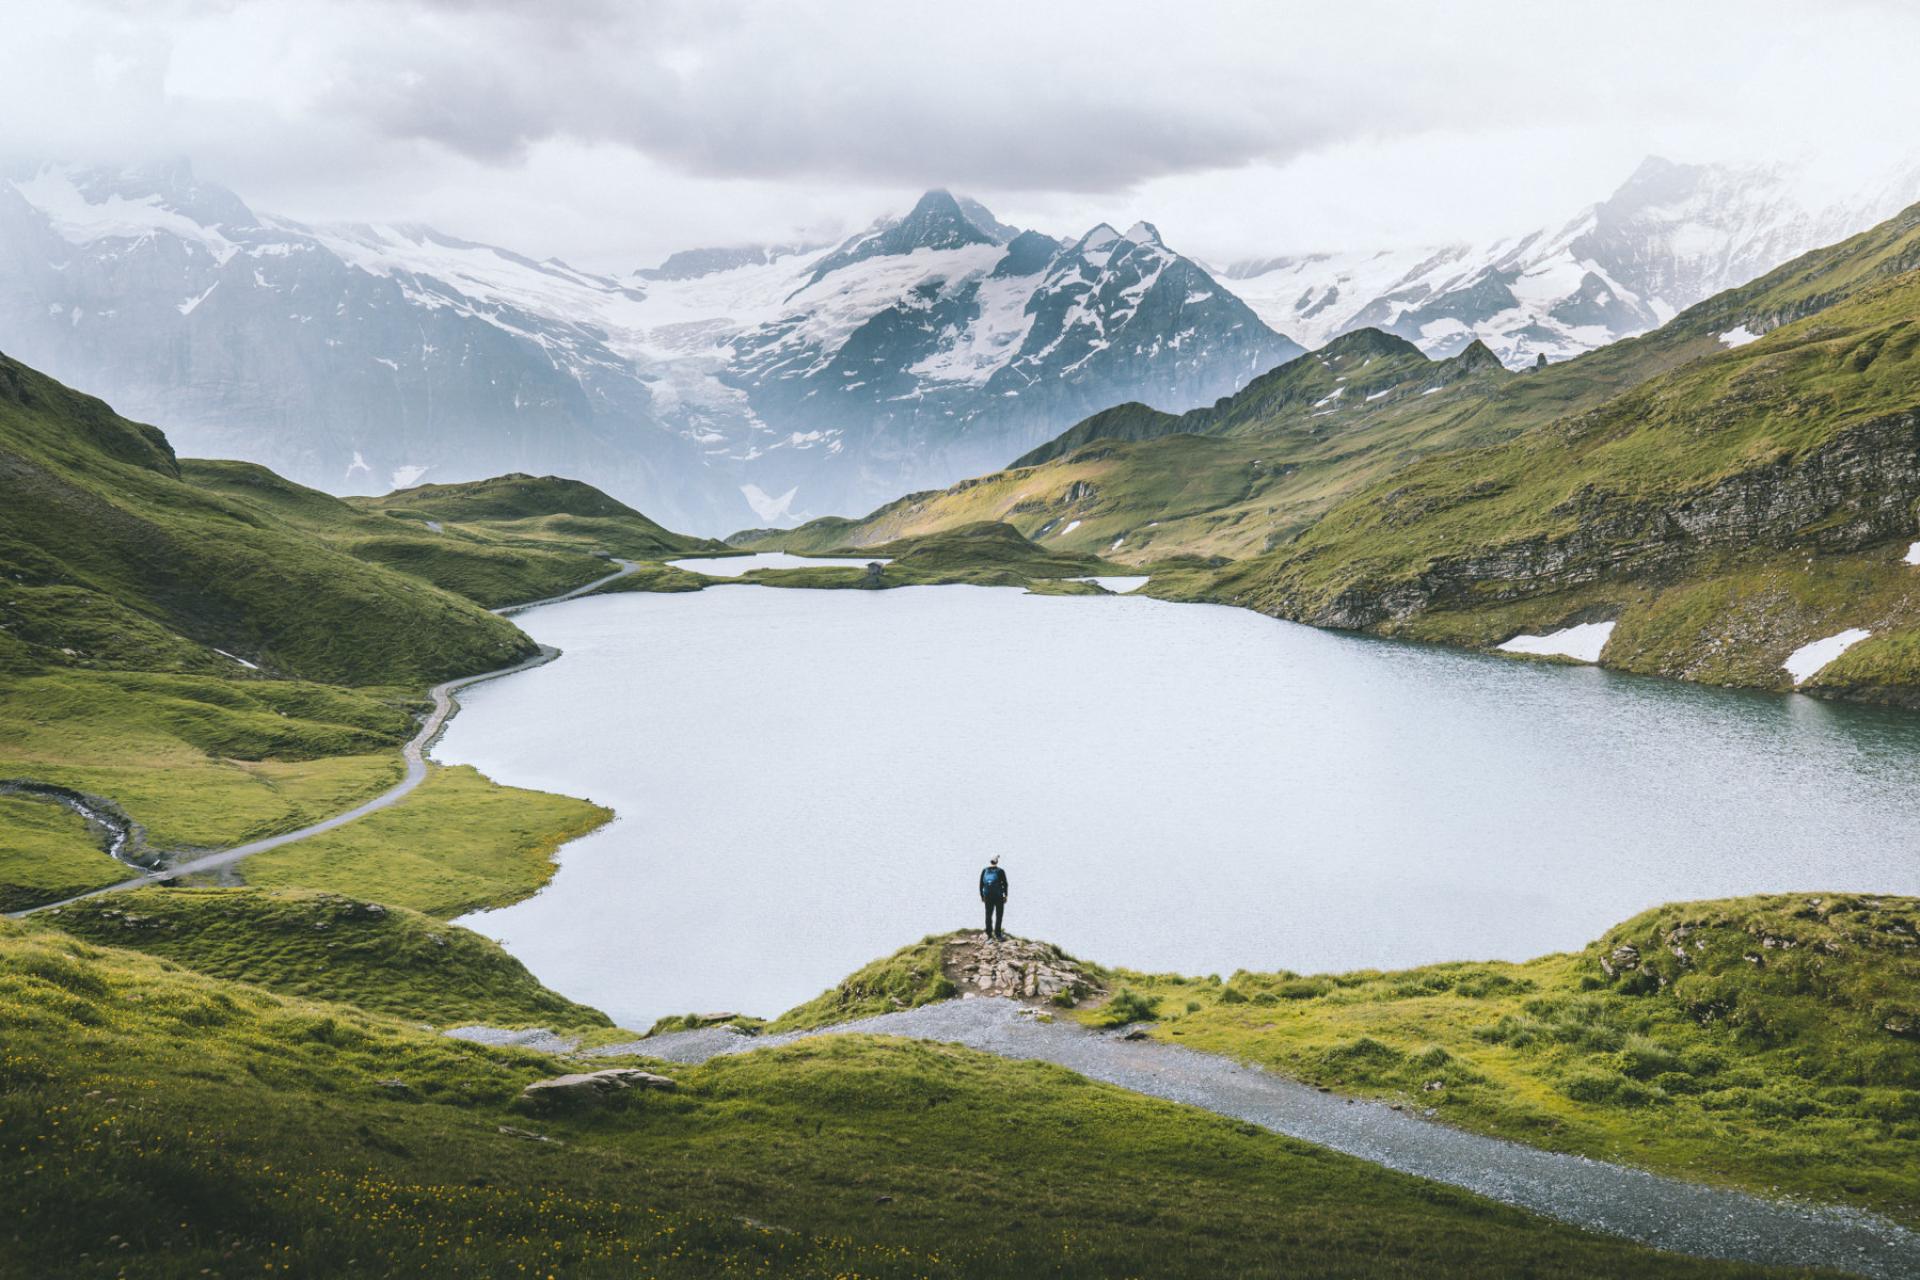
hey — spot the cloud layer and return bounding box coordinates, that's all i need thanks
[5,0,1918,268]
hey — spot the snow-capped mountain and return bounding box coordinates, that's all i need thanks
[1222,156,1920,368]
[0,161,705,520]
[0,167,1297,530]
[712,195,1298,520]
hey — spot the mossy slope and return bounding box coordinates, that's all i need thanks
[0,916,1792,1279]
[0,352,533,687]
[43,887,609,1028]
[1091,893,1920,1223]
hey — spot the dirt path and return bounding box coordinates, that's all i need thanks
[7,560,639,919]
[613,997,1917,1279]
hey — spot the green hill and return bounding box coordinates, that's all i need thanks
[185,461,727,609]
[1189,218,1920,699]
[0,355,654,912]
[0,905,1828,1278]
[0,352,534,687]
[44,886,611,1028]
[1093,892,1920,1223]
[350,472,728,561]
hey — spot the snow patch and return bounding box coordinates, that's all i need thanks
[1497,620,1616,663]
[741,483,800,523]
[212,648,259,671]
[177,283,218,315]
[1783,629,1870,685]
[1904,541,1920,566]
[1059,520,1082,536]
[1718,324,1762,349]
[13,166,241,265]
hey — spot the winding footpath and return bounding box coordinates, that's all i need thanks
[611,998,1919,1280]
[6,559,640,920]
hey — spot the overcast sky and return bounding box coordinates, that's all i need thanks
[5,0,1917,272]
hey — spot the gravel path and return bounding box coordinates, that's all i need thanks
[7,560,639,919]
[606,997,1917,1279]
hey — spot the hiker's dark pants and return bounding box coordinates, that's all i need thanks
[984,898,1005,935]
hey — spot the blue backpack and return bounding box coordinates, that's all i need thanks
[982,867,1005,897]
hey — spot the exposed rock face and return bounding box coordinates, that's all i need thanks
[943,936,1100,1005]
[1298,412,1920,634]
[513,1068,676,1113]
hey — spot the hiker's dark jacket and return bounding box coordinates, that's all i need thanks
[979,866,1008,901]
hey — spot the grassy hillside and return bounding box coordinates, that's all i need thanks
[0,914,1802,1279]
[0,355,720,914]
[0,790,128,912]
[349,472,728,560]
[1194,256,1920,698]
[183,461,722,609]
[0,667,415,907]
[234,763,611,917]
[1085,893,1920,1224]
[43,887,610,1028]
[0,353,534,687]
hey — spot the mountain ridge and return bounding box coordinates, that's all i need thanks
[0,163,1297,532]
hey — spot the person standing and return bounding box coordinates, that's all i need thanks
[979,856,1008,940]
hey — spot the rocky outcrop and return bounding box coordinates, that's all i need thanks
[1278,411,1920,633]
[943,936,1101,1006]
[512,1068,676,1113]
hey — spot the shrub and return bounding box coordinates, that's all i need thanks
[1096,989,1162,1027]
[1453,972,1536,999]
[1319,1037,1404,1074]
[1561,1070,1623,1103]
[1620,1035,1685,1080]
[1217,986,1248,1005]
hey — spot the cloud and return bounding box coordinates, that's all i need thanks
[3,0,1918,269]
[304,0,1342,190]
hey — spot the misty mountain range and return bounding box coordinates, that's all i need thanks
[2,156,1914,533]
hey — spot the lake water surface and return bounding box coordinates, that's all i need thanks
[439,585,1920,1029]
[668,553,889,576]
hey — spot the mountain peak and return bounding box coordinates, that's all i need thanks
[1076,223,1121,253]
[1123,221,1164,247]
[804,188,1008,286]
[906,187,964,219]
[1318,327,1424,363]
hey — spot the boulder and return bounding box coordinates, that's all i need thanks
[1598,944,1640,977]
[513,1068,677,1113]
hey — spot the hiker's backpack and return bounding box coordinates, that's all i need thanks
[982,867,1005,897]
